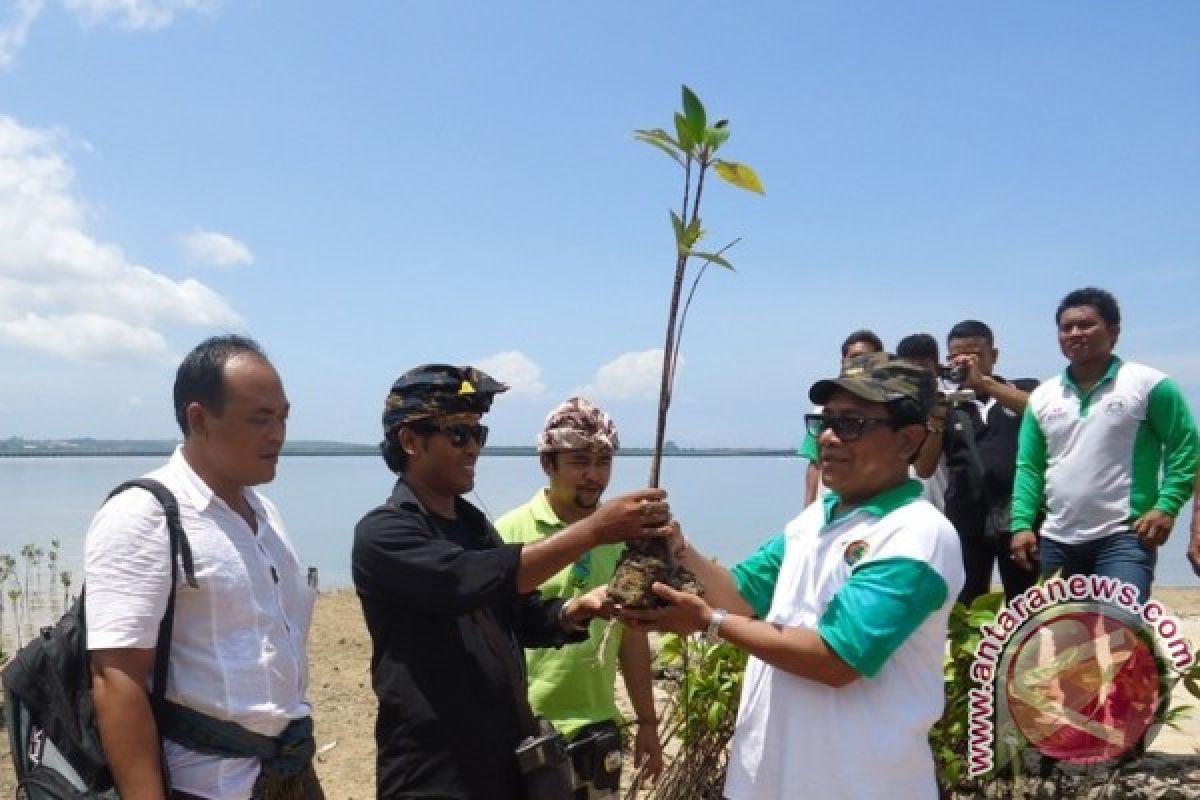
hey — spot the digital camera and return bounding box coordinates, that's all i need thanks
[940,363,969,386]
[515,718,574,800]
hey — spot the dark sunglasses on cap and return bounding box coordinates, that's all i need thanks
[804,414,894,443]
[415,422,489,448]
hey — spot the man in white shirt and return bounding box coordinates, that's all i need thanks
[625,353,964,800]
[86,335,320,800]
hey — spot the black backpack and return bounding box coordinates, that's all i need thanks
[2,478,196,799]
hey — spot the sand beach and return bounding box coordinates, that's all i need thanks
[2,588,1198,798]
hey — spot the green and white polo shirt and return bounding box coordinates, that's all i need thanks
[1011,357,1199,544]
[723,480,964,800]
[494,489,625,738]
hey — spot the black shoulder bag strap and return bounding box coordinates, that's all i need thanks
[104,478,198,795]
[106,478,198,707]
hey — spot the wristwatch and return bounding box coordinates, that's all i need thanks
[558,600,588,633]
[705,608,728,643]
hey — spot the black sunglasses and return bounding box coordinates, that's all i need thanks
[416,422,489,448]
[804,414,894,443]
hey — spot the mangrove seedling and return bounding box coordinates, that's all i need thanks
[608,85,764,609]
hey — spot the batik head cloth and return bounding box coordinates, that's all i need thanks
[537,396,619,453]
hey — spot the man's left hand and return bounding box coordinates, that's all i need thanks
[562,585,613,628]
[619,582,711,635]
[632,720,664,782]
[1132,509,1175,548]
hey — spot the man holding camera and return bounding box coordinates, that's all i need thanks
[352,365,674,800]
[496,397,663,798]
[914,320,1036,605]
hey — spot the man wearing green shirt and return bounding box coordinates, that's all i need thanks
[495,397,663,797]
[1011,287,1199,601]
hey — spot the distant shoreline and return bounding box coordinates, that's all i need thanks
[0,448,799,458]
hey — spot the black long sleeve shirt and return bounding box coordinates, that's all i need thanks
[352,478,585,800]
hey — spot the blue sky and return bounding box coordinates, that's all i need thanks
[0,2,1197,447]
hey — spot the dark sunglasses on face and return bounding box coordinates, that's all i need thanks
[804,414,894,443]
[418,422,489,448]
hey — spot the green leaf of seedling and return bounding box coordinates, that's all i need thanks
[714,160,765,194]
[670,211,685,246]
[707,700,727,731]
[690,251,735,270]
[1184,675,1200,700]
[968,610,999,629]
[681,85,707,143]
[970,591,1006,615]
[706,125,731,151]
[674,113,695,152]
[634,128,684,166]
[714,119,729,129]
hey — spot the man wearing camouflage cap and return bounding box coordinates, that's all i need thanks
[495,398,664,798]
[352,366,673,800]
[623,353,964,800]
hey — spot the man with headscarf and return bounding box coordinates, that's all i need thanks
[496,398,664,798]
[352,366,674,800]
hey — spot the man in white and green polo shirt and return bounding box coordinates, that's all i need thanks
[1010,287,1198,602]
[624,353,964,800]
[496,397,662,798]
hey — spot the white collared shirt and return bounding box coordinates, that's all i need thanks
[85,448,315,799]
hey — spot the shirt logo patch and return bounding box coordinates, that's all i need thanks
[1044,406,1069,421]
[1105,397,1126,415]
[844,540,869,568]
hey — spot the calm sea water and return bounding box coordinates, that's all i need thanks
[0,454,1195,594]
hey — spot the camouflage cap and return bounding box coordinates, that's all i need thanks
[809,352,935,414]
[382,364,508,433]
[537,396,620,453]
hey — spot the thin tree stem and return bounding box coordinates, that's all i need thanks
[671,238,740,379]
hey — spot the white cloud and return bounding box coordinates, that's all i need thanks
[579,349,673,401]
[0,115,241,362]
[0,0,43,68]
[61,0,220,31]
[474,350,545,396]
[0,0,217,68]
[183,229,254,267]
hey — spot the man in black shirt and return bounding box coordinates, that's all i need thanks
[352,364,673,799]
[914,320,1037,605]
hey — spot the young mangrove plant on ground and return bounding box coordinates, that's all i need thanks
[626,634,748,800]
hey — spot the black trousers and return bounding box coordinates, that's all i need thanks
[958,532,1036,607]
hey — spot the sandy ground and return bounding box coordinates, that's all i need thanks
[2,588,1198,797]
